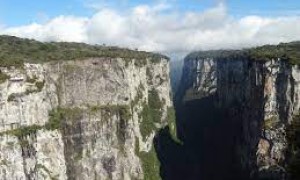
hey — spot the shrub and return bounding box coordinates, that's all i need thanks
[7,93,18,102]
[166,107,181,143]
[45,105,131,131]
[188,41,300,65]
[0,35,168,67]
[263,116,279,130]
[25,80,45,95]
[140,89,163,139]
[135,139,161,180]
[8,124,42,137]
[45,108,64,130]
[35,80,45,91]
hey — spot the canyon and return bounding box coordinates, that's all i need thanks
[0,36,176,180]
[0,36,300,180]
[172,44,300,180]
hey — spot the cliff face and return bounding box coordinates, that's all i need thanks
[177,49,300,179]
[0,49,174,179]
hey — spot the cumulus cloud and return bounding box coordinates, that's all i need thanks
[1,2,300,56]
[1,16,89,42]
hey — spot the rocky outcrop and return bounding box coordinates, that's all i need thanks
[0,53,174,179]
[177,48,300,179]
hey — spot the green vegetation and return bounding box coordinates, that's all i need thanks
[26,75,38,83]
[0,70,9,84]
[45,108,65,131]
[47,105,131,131]
[0,159,8,166]
[118,105,132,121]
[140,103,156,139]
[7,93,18,102]
[188,41,300,65]
[186,50,248,61]
[7,79,45,100]
[36,164,58,180]
[25,77,45,95]
[74,152,83,162]
[131,83,145,107]
[135,139,161,180]
[148,89,163,123]
[140,89,163,139]
[134,59,148,67]
[249,42,300,64]
[166,107,181,143]
[0,105,131,147]
[138,147,161,180]
[6,141,15,149]
[146,67,153,85]
[7,124,42,137]
[263,116,279,130]
[89,105,132,122]
[0,35,168,68]
[35,80,45,91]
[25,83,44,95]
[287,115,300,179]
[46,105,131,131]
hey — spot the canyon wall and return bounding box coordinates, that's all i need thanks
[177,49,300,179]
[0,54,174,180]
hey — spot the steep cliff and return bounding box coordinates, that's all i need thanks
[177,42,300,180]
[0,36,175,180]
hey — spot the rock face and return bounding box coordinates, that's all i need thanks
[177,51,300,179]
[0,57,174,180]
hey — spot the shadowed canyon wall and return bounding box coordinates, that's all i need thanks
[167,47,300,180]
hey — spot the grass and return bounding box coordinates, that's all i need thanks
[0,35,168,68]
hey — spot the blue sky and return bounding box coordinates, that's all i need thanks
[0,0,299,54]
[1,0,300,26]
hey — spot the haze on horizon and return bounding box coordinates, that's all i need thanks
[0,0,300,57]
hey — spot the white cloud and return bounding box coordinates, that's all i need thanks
[1,2,300,56]
[2,16,88,42]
